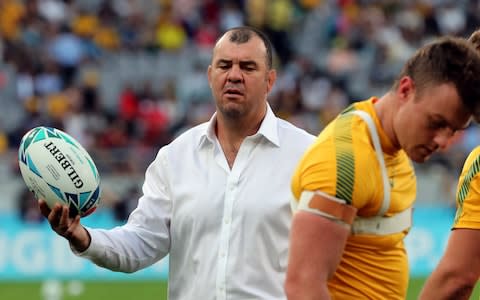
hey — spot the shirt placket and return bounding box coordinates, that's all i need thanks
[215,138,251,300]
[215,175,236,300]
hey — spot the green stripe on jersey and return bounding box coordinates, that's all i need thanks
[340,103,356,115]
[334,114,355,204]
[455,156,480,224]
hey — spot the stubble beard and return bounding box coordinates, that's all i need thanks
[219,102,246,120]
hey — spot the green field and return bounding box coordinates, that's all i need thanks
[0,279,478,299]
[0,281,168,300]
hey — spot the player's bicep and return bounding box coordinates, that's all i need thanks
[287,210,350,283]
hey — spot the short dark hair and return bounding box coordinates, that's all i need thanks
[220,26,274,70]
[468,29,480,51]
[392,36,480,119]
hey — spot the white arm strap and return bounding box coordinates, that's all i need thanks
[348,110,391,216]
[348,110,412,235]
[351,207,412,235]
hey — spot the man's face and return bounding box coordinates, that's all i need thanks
[394,79,471,163]
[207,34,275,121]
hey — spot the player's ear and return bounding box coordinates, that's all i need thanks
[396,76,415,103]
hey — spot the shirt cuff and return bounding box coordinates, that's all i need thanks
[70,227,104,258]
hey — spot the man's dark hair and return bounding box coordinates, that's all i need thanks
[221,26,274,70]
[392,36,480,119]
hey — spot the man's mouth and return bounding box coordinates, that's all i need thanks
[224,88,243,95]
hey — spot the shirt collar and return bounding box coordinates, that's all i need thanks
[197,103,280,149]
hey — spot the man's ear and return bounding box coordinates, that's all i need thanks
[207,65,212,88]
[266,69,277,94]
[396,76,415,103]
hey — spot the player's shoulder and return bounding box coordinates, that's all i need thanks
[304,113,374,168]
[461,145,480,174]
[329,99,377,137]
[466,146,480,162]
[320,112,371,145]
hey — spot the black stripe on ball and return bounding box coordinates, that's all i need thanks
[69,202,80,218]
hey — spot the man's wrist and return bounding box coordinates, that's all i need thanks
[69,226,92,253]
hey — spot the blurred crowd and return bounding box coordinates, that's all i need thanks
[3,0,480,221]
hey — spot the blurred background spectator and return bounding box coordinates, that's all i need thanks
[1,0,479,215]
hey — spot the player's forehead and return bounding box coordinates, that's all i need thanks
[212,34,266,65]
[418,82,472,129]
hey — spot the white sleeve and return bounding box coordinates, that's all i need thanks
[75,147,172,273]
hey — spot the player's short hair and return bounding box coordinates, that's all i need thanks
[468,29,480,51]
[219,26,274,70]
[392,36,480,120]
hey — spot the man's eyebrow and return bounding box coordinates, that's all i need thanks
[215,59,258,65]
[216,59,232,65]
[239,60,258,67]
[432,114,470,131]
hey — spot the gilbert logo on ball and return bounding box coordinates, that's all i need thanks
[18,126,101,217]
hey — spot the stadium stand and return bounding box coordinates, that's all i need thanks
[1,0,478,215]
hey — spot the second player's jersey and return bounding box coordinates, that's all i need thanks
[291,98,416,299]
[454,145,480,229]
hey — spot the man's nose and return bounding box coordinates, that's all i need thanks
[227,65,243,83]
[433,128,454,150]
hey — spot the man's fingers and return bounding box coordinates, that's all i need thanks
[38,200,84,244]
[73,215,81,227]
[48,203,64,227]
[64,215,81,239]
[38,199,51,218]
[59,206,70,228]
[54,206,72,237]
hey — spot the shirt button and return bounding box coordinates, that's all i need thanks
[224,219,230,224]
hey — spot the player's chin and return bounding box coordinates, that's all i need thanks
[410,155,428,163]
[409,149,432,163]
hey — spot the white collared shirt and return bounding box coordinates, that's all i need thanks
[78,105,315,299]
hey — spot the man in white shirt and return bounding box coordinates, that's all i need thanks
[39,26,315,299]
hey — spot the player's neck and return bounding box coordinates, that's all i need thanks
[374,92,401,150]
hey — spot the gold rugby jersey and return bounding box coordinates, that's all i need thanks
[291,98,416,299]
[454,146,480,229]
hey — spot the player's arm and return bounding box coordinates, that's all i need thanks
[285,191,357,299]
[419,228,480,300]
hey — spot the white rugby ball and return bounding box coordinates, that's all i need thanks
[18,126,101,217]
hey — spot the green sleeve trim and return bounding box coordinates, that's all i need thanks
[334,114,355,204]
[455,156,480,224]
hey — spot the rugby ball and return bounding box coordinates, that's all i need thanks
[18,126,101,217]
